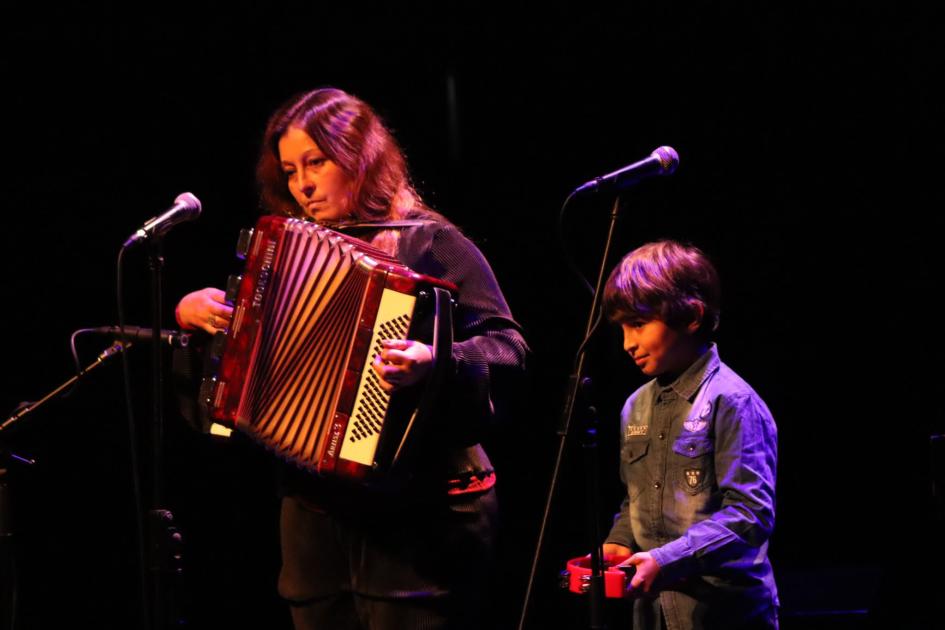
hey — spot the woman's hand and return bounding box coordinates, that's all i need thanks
[175,288,233,335]
[371,339,433,393]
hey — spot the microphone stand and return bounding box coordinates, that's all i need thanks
[0,447,35,630]
[518,196,623,630]
[0,342,130,434]
[0,341,128,630]
[145,238,183,630]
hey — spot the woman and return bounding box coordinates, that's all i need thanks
[176,87,527,629]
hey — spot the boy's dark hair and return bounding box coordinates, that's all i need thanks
[603,240,721,338]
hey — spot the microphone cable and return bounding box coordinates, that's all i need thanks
[556,190,605,370]
[66,328,121,397]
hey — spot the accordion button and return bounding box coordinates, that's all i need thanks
[198,377,215,405]
[209,332,227,362]
[225,274,243,304]
[236,228,254,259]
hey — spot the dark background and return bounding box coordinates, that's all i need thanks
[1,4,942,629]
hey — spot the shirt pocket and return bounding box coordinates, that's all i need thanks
[620,437,650,500]
[672,435,714,495]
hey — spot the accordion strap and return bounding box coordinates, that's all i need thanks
[332,220,434,231]
[391,286,454,468]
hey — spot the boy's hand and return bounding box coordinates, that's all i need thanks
[602,543,632,563]
[620,552,661,593]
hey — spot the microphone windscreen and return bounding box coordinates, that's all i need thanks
[174,192,203,218]
[652,146,679,175]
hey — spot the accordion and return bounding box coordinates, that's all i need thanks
[200,215,455,481]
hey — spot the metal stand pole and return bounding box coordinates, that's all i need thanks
[518,196,623,630]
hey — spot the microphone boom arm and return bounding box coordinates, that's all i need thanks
[0,341,130,434]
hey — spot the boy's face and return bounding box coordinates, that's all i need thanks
[620,318,701,378]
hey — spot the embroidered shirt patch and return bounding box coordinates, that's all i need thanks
[699,400,712,419]
[684,400,711,433]
[626,425,648,437]
[684,469,703,488]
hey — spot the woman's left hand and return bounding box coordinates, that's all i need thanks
[372,339,433,392]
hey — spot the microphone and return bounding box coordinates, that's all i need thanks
[123,192,202,248]
[90,325,191,348]
[573,146,679,195]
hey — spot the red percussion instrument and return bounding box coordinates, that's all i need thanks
[561,555,635,598]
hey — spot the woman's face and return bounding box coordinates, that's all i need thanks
[278,126,354,222]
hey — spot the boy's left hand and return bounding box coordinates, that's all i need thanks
[620,552,661,593]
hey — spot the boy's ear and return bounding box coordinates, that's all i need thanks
[686,302,705,334]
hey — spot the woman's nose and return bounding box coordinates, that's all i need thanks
[296,173,315,197]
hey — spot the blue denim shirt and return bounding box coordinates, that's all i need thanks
[606,344,779,630]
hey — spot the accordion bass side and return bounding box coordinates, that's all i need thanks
[201,215,456,481]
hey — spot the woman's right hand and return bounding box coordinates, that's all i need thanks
[175,288,233,334]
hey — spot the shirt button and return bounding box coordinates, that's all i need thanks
[653,482,661,489]
[658,432,666,440]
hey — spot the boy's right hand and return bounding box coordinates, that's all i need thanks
[176,288,232,334]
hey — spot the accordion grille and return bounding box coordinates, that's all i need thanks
[238,223,368,467]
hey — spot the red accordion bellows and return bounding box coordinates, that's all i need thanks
[202,215,454,480]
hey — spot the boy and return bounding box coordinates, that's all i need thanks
[601,241,779,630]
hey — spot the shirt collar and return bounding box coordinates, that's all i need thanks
[659,343,721,401]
